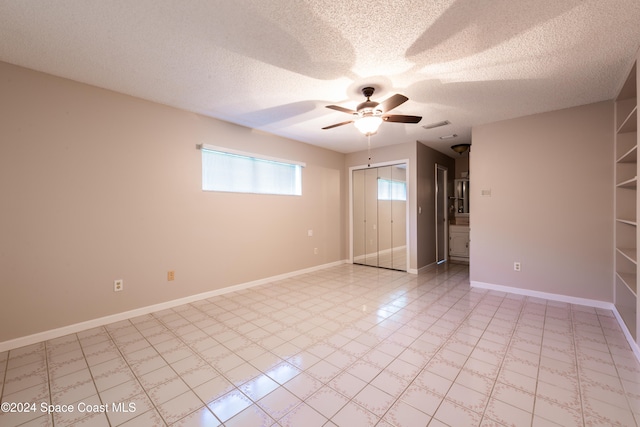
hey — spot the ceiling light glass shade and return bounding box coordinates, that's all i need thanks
[354,115,383,135]
[451,143,471,154]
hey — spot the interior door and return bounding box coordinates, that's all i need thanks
[391,165,407,271]
[436,165,447,264]
[377,166,393,269]
[364,167,378,267]
[352,169,366,264]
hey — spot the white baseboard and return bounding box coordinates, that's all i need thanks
[610,307,640,362]
[0,260,347,353]
[471,280,640,361]
[470,281,613,309]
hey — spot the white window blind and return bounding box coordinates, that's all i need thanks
[378,178,407,201]
[200,145,303,195]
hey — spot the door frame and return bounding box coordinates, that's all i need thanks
[435,164,449,264]
[349,159,410,272]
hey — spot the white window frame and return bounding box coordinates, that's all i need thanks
[198,144,305,196]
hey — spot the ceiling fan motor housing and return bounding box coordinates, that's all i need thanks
[361,87,375,98]
[356,86,382,117]
[322,85,421,131]
[357,102,382,118]
[358,86,381,117]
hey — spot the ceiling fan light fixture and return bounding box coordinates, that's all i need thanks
[322,86,421,134]
[354,114,383,135]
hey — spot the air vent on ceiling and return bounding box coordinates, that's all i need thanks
[423,120,450,129]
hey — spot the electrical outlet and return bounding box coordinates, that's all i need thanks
[114,279,123,292]
[314,247,318,255]
[167,271,175,281]
[514,262,521,272]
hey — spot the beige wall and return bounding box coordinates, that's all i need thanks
[3,58,615,344]
[0,62,346,342]
[470,101,614,301]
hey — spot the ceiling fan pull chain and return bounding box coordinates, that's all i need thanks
[367,134,372,167]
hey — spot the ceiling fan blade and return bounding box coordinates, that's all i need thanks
[322,120,354,130]
[326,105,356,115]
[379,94,408,112]
[383,114,422,124]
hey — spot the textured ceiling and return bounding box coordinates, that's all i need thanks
[1,1,639,155]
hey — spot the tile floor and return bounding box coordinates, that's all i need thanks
[1,264,640,426]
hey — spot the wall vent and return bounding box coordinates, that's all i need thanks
[423,120,450,129]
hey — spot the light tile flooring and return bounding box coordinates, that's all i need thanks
[1,264,640,426]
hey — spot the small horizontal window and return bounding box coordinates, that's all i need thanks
[378,178,406,201]
[200,145,303,195]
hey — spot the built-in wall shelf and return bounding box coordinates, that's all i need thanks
[618,130,638,152]
[617,271,638,296]
[618,145,638,163]
[617,102,637,133]
[617,176,638,189]
[617,247,638,264]
[617,218,638,227]
[614,58,638,342]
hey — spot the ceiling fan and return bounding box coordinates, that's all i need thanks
[322,87,422,135]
